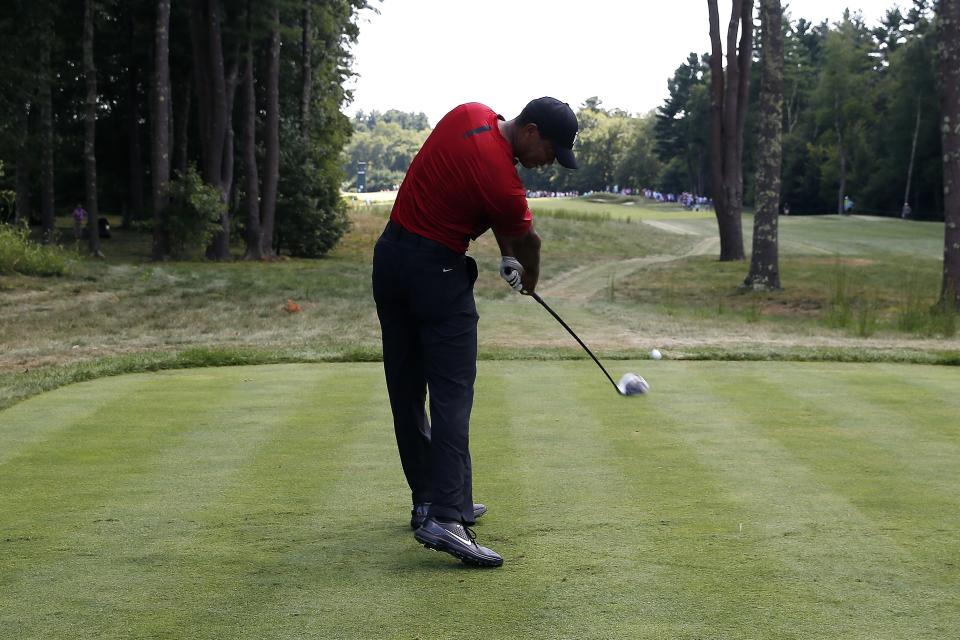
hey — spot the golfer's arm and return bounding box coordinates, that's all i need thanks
[495,227,541,293]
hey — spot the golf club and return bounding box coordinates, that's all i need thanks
[527,291,649,396]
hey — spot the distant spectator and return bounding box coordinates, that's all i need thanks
[783,202,790,216]
[901,202,912,219]
[72,204,86,239]
[843,195,854,215]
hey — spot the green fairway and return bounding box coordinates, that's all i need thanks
[2,362,958,639]
[530,195,716,222]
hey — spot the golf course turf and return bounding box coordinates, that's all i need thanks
[2,361,957,639]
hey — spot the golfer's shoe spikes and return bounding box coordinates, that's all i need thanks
[414,517,503,567]
[410,502,487,530]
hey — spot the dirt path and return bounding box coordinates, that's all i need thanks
[540,236,719,301]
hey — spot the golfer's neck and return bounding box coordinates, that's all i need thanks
[498,119,518,158]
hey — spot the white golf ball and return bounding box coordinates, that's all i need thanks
[650,349,662,360]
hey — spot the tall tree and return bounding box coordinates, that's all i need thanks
[813,14,874,214]
[151,0,172,260]
[300,1,312,137]
[39,21,56,244]
[14,106,30,226]
[939,0,960,309]
[260,6,281,258]
[124,9,145,227]
[241,2,261,260]
[655,53,711,194]
[83,0,103,257]
[707,0,754,261]
[745,0,784,289]
[189,0,236,260]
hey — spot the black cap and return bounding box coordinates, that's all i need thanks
[519,97,579,169]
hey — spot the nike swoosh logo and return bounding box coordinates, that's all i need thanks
[448,531,474,546]
[442,268,453,273]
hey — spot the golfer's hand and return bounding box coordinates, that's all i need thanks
[499,256,524,292]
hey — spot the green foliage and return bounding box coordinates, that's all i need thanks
[165,166,224,259]
[897,277,958,337]
[342,115,429,192]
[352,109,431,132]
[654,53,710,194]
[0,222,68,276]
[277,125,350,258]
[520,100,662,194]
[776,6,942,215]
[0,159,15,222]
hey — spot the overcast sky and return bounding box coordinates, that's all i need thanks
[345,0,905,127]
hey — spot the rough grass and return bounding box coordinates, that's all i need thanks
[1,361,958,639]
[0,223,70,276]
[0,202,956,412]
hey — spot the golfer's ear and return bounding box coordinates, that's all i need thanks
[520,122,539,138]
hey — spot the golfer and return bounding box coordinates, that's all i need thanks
[372,97,579,567]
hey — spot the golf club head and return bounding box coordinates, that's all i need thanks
[617,372,649,396]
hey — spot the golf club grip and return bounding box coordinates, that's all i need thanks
[529,292,620,392]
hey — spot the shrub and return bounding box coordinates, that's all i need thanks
[165,165,225,259]
[276,126,350,258]
[0,222,69,276]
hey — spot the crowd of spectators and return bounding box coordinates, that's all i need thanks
[523,187,714,211]
[526,190,581,198]
[642,189,711,210]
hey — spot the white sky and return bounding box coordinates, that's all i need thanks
[346,0,904,127]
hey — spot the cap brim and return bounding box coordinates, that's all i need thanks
[555,146,578,170]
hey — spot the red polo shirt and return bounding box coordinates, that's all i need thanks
[389,103,532,253]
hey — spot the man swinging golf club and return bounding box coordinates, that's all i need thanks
[372,97,578,567]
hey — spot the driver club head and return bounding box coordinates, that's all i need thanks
[617,372,650,396]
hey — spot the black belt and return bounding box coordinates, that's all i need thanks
[382,220,460,255]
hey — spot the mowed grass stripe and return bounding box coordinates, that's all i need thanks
[743,363,960,511]
[491,362,662,639]
[0,370,227,552]
[0,365,351,639]
[499,362,766,640]
[1,370,236,634]
[654,362,952,638]
[580,367,809,639]
[729,364,960,632]
[227,364,426,640]
[121,364,390,640]
[0,374,154,467]
[2,362,958,639]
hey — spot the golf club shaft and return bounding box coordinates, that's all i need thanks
[528,291,621,393]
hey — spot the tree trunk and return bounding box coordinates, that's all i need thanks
[241,31,262,260]
[190,0,235,260]
[83,0,103,258]
[745,0,784,290]
[300,3,312,137]
[174,76,191,177]
[125,12,145,228]
[260,7,281,258]
[835,96,847,215]
[208,57,240,259]
[39,35,55,244]
[707,0,752,261]
[939,0,960,309]
[151,0,172,260]
[903,98,921,216]
[15,106,31,227]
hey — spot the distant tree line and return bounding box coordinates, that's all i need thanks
[342,110,431,192]
[342,3,943,224]
[551,3,943,220]
[0,0,369,259]
[657,2,943,218]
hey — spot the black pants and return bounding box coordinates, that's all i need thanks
[372,221,479,524]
